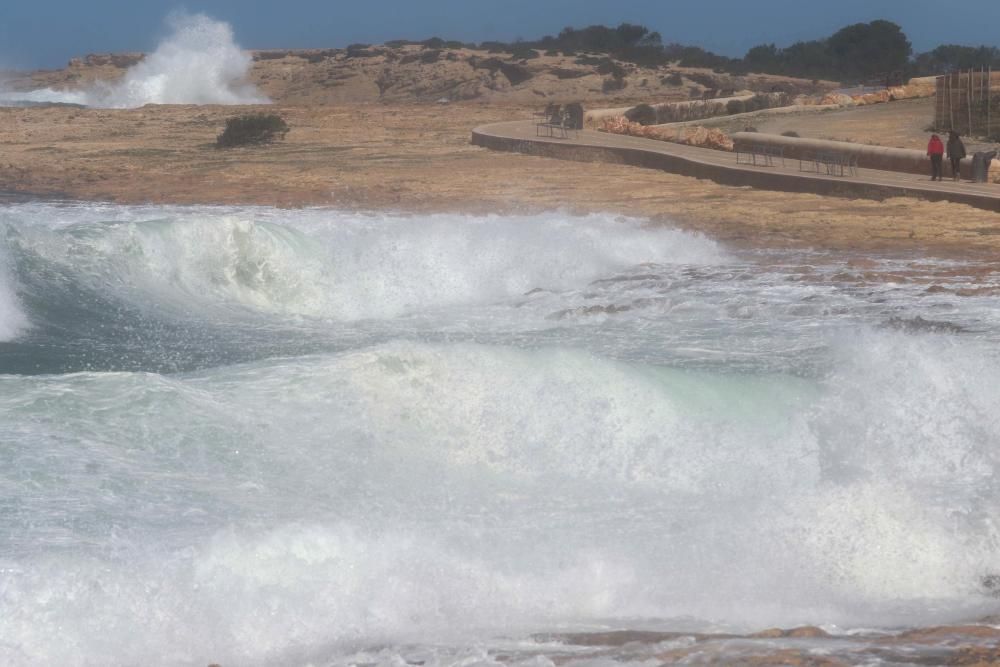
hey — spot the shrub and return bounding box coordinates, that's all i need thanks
[663,72,684,86]
[480,41,508,53]
[420,49,441,63]
[510,45,539,60]
[726,99,746,115]
[499,62,533,85]
[602,76,627,93]
[345,43,378,58]
[686,72,718,88]
[743,126,758,132]
[595,58,626,78]
[625,103,657,125]
[781,130,801,137]
[217,114,289,148]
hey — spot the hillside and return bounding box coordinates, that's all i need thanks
[3,44,835,106]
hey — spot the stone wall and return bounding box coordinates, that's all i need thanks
[730,132,988,180]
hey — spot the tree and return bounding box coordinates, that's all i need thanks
[827,20,911,80]
[913,44,1000,75]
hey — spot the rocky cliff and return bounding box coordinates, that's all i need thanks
[4,44,833,105]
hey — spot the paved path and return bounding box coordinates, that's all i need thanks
[471,121,1000,214]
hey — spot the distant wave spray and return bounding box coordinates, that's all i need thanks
[2,14,266,108]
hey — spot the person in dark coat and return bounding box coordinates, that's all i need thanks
[927,134,944,181]
[947,131,967,181]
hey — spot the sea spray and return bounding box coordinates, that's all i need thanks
[3,203,1000,665]
[0,242,27,341]
[3,334,1000,664]
[0,13,265,108]
[2,206,725,321]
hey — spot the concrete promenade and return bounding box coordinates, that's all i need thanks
[471,121,1000,214]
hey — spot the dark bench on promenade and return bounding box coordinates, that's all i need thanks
[534,104,577,139]
[799,151,858,177]
[736,143,785,167]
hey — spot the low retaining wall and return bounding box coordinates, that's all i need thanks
[732,132,980,179]
[470,122,1000,213]
[584,94,758,128]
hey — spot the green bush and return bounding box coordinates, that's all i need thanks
[781,130,801,137]
[726,99,746,115]
[663,72,684,86]
[686,72,718,89]
[625,103,657,125]
[602,76,627,93]
[510,45,539,60]
[217,114,289,148]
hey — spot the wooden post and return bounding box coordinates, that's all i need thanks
[990,66,993,139]
[949,72,955,131]
[969,69,974,136]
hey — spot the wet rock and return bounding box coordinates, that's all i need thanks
[751,626,829,639]
[884,315,966,334]
[894,625,1000,643]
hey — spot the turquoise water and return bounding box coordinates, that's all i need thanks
[1,203,999,665]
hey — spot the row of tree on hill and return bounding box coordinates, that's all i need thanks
[429,21,1000,83]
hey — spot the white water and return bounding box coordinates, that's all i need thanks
[0,242,27,341]
[0,14,265,108]
[2,204,1000,665]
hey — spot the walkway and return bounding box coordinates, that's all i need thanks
[471,121,1000,214]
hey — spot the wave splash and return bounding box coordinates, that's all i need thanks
[2,335,1000,664]
[2,14,266,108]
[5,207,725,321]
[0,243,27,341]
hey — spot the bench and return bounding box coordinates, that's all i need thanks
[534,105,576,139]
[799,151,858,177]
[736,143,785,167]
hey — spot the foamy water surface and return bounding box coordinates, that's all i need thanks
[2,203,1000,666]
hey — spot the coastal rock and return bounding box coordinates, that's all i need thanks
[598,116,734,151]
[820,93,854,106]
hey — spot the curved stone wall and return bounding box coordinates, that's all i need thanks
[731,132,976,179]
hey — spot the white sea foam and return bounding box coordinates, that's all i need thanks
[0,244,27,341]
[3,203,1000,664]
[0,14,265,108]
[3,331,1000,664]
[5,206,725,321]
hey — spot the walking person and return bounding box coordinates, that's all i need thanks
[927,134,944,181]
[947,131,967,181]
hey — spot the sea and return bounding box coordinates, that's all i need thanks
[1,202,999,665]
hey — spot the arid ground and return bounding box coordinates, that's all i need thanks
[3,99,1000,257]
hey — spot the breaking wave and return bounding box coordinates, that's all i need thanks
[4,202,1000,665]
[2,334,1000,664]
[2,14,265,108]
[0,243,28,341]
[3,206,725,322]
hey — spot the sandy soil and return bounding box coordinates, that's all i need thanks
[2,101,1000,257]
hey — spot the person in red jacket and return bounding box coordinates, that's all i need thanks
[927,134,945,181]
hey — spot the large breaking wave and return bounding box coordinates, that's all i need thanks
[3,335,1000,665]
[1,14,266,108]
[3,203,1000,665]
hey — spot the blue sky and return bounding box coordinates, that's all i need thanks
[3,0,999,69]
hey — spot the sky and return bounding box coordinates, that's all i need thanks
[2,0,1000,70]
